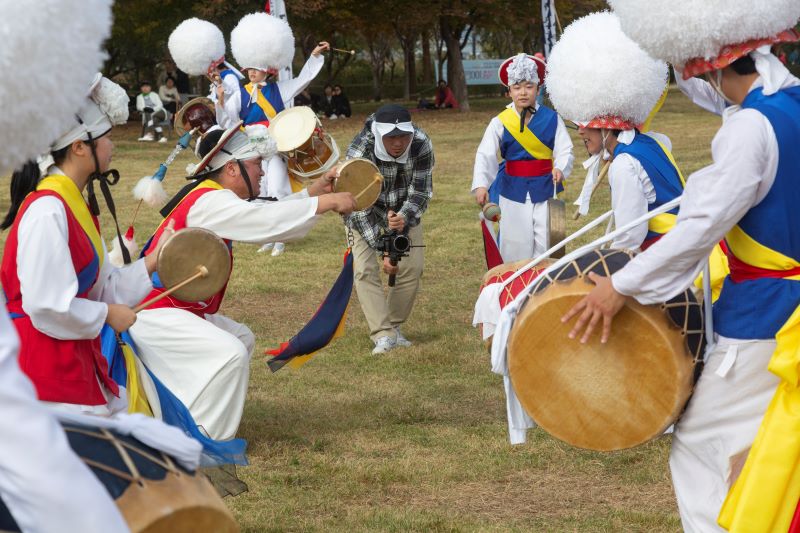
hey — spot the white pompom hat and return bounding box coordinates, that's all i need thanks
[231,12,295,73]
[0,0,112,175]
[608,0,800,79]
[168,18,227,77]
[545,11,668,130]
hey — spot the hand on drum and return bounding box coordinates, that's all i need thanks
[144,220,176,275]
[560,272,627,344]
[313,41,331,57]
[307,166,340,197]
[387,210,406,232]
[316,192,356,215]
[474,187,489,207]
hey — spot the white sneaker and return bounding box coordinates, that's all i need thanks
[158,136,168,143]
[138,133,155,142]
[394,328,412,347]
[257,242,274,253]
[271,242,285,256]
[372,336,396,355]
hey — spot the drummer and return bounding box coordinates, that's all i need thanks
[545,13,682,252]
[472,53,574,263]
[217,12,330,256]
[565,1,800,530]
[128,123,355,440]
[345,104,434,355]
[0,75,173,416]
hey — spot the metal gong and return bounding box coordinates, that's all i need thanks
[334,158,384,211]
[156,227,231,302]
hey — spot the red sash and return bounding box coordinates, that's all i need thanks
[505,159,553,177]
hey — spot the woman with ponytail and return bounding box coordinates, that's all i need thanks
[0,75,173,415]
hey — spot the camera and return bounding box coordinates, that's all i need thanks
[377,230,412,287]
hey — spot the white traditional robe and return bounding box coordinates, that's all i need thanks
[129,188,319,441]
[472,103,575,262]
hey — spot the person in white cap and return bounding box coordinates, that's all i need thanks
[345,104,434,355]
[128,123,355,440]
[218,12,330,256]
[471,53,574,263]
[564,1,800,530]
[546,12,682,252]
[1,74,172,417]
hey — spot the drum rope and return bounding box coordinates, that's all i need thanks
[103,427,145,485]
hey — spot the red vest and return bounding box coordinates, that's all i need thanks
[1,191,119,405]
[140,185,233,316]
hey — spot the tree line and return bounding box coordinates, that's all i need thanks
[106,0,604,110]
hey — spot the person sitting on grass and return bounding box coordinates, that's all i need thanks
[136,81,168,143]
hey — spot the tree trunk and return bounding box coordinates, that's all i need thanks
[440,16,469,112]
[402,35,417,100]
[421,29,434,85]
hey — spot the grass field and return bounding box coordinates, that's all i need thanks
[0,89,721,532]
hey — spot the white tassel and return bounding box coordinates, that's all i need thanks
[108,228,139,267]
[133,176,169,207]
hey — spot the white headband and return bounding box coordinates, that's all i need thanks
[207,124,277,172]
[372,120,415,163]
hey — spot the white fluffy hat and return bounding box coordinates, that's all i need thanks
[545,12,668,129]
[231,13,295,72]
[168,18,226,76]
[0,0,112,175]
[608,0,800,77]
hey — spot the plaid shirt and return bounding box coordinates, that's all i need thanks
[344,115,434,249]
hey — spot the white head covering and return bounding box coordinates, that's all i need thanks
[371,121,415,164]
[545,12,668,129]
[0,0,113,175]
[168,18,227,76]
[506,53,540,86]
[231,13,295,72]
[192,123,278,176]
[609,0,800,95]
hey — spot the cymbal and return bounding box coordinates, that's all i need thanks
[156,228,231,302]
[335,158,383,211]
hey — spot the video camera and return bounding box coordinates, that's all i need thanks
[377,230,412,287]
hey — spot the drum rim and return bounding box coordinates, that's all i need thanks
[156,227,232,302]
[335,158,384,211]
[268,106,320,152]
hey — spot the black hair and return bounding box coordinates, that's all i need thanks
[166,76,176,83]
[2,146,70,230]
[324,84,333,90]
[730,55,757,76]
[140,80,152,87]
[334,84,342,90]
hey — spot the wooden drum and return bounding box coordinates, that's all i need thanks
[268,106,339,181]
[507,249,705,451]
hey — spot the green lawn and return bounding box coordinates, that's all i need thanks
[0,89,721,532]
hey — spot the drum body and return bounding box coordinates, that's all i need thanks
[268,106,339,181]
[507,249,704,451]
[174,97,216,136]
[0,424,238,533]
[335,158,384,211]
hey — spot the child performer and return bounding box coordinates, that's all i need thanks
[472,53,574,262]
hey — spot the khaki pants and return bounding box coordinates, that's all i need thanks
[351,223,424,342]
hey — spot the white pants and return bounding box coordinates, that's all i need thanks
[260,156,292,200]
[129,308,255,441]
[670,340,779,532]
[498,195,549,263]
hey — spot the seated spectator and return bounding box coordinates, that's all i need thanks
[332,85,352,118]
[136,81,168,143]
[295,88,313,107]
[159,76,181,115]
[435,80,459,109]
[320,84,337,119]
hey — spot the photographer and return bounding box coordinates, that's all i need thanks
[345,104,434,355]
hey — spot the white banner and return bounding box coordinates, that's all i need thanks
[266,0,294,104]
[541,0,558,58]
[442,60,504,85]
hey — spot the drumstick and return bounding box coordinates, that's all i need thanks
[328,47,356,56]
[353,176,382,201]
[133,266,209,313]
[572,159,611,220]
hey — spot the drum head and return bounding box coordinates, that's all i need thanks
[335,158,384,211]
[507,249,703,451]
[268,106,318,152]
[174,97,215,135]
[157,228,231,302]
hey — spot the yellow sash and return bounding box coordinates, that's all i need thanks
[245,83,278,120]
[717,228,800,532]
[36,174,104,270]
[122,342,153,416]
[640,85,669,133]
[497,108,554,161]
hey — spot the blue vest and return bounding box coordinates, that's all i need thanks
[613,133,684,242]
[714,86,800,339]
[239,82,286,125]
[490,105,562,204]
